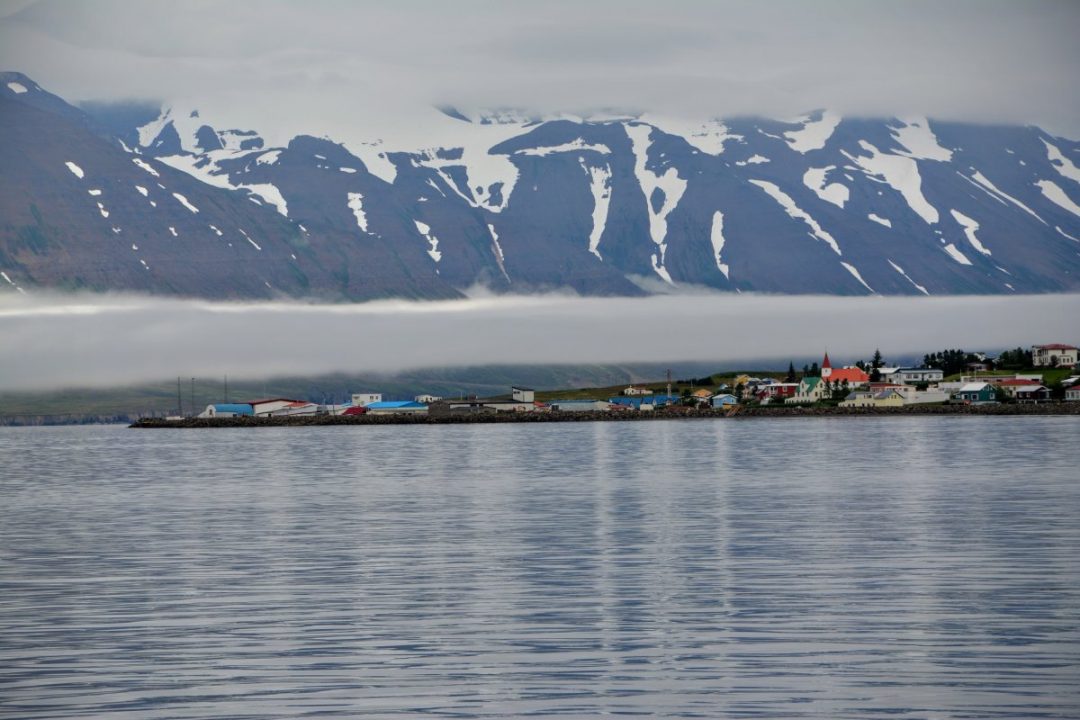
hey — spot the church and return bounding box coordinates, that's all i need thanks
[787,353,870,403]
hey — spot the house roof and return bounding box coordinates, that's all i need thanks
[366,401,425,409]
[245,398,303,406]
[1034,344,1077,350]
[827,367,870,383]
[1014,385,1048,392]
[211,403,253,415]
[959,382,992,392]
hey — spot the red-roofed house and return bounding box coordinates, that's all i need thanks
[1032,344,1078,368]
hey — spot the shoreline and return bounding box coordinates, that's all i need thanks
[130,402,1080,428]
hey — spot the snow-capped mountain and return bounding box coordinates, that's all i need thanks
[2,71,1078,300]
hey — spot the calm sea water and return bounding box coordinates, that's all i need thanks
[1,418,1078,719]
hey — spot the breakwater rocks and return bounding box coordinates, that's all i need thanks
[131,402,1080,428]
[737,402,1080,418]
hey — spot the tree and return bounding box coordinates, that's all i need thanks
[808,362,820,377]
[872,348,884,369]
[785,362,797,383]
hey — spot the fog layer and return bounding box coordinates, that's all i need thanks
[1,292,1077,390]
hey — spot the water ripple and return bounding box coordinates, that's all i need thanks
[1,418,1078,718]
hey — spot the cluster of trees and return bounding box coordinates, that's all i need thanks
[996,347,1034,370]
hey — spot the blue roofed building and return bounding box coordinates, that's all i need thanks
[363,400,429,415]
[609,395,679,410]
[198,403,254,418]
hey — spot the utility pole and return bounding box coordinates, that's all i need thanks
[190,378,195,417]
[224,374,229,403]
[177,376,182,417]
[666,368,672,401]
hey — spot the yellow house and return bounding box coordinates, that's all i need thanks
[733,374,752,387]
[840,389,905,408]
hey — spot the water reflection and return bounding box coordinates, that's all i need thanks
[1,418,1078,718]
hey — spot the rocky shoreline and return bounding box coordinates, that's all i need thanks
[130,402,1080,428]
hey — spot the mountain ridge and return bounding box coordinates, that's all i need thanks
[2,71,1079,300]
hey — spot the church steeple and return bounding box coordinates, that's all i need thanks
[822,351,832,379]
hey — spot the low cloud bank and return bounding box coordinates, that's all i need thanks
[1,292,1078,391]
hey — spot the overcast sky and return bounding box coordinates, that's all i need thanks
[1,0,1078,138]
[1,292,1078,390]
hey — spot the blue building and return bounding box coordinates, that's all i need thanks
[608,395,679,409]
[198,403,253,418]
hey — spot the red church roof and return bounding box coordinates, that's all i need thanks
[828,367,870,384]
[822,352,832,369]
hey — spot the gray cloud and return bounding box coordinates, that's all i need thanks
[1,292,1077,390]
[0,0,1077,136]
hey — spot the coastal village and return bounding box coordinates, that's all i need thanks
[194,343,1080,420]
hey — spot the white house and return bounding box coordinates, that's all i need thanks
[511,387,535,402]
[249,398,305,416]
[414,394,442,404]
[623,385,650,396]
[1065,384,1080,401]
[1032,344,1078,368]
[269,402,323,417]
[893,367,944,384]
[351,393,383,407]
[710,394,738,408]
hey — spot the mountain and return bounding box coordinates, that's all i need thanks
[2,71,1079,300]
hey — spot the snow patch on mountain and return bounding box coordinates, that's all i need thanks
[803,166,849,208]
[888,260,929,294]
[158,153,233,189]
[639,115,741,155]
[65,161,84,179]
[891,117,953,161]
[256,150,281,165]
[413,220,442,263]
[844,141,938,224]
[580,160,612,260]
[1057,226,1080,243]
[158,152,287,215]
[96,202,108,218]
[625,122,687,281]
[868,213,892,228]
[1036,179,1080,217]
[7,81,28,94]
[749,179,841,255]
[841,262,874,293]
[1042,139,1080,184]
[347,193,369,232]
[132,158,160,177]
[487,224,509,281]
[735,154,769,166]
[943,243,973,265]
[172,192,199,214]
[950,209,991,255]
[517,139,610,156]
[784,111,841,153]
[710,210,729,279]
[238,228,261,251]
[244,184,288,217]
[969,171,1046,224]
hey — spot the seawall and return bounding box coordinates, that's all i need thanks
[131,402,1080,428]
